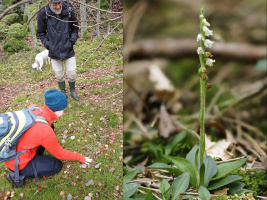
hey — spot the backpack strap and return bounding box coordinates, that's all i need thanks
[68,6,72,18]
[27,106,49,125]
[14,150,39,184]
[14,150,27,183]
[36,116,49,125]
[44,6,48,20]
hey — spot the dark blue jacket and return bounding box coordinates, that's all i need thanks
[37,1,78,60]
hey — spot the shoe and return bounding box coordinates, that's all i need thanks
[69,81,79,101]
[6,172,25,188]
[58,81,67,97]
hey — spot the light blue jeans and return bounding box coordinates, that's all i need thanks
[51,56,77,82]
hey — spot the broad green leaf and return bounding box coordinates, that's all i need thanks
[198,186,210,200]
[227,182,251,195]
[212,158,248,180]
[145,190,157,200]
[165,131,187,156]
[208,175,243,190]
[148,142,164,159]
[160,179,170,194]
[186,144,199,165]
[171,172,190,200]
[162,188,171,200]
[123,183,140,199]
[165,156,197,187]
[203,156,217,187]
[147,162,181,175]
[160,179,171,200]
[123,168,142,183]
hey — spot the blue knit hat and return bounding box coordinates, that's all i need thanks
[44,89,68,112]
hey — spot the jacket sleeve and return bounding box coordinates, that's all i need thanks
[69,9,79,45]
[40,126,86,163]
[37,8,50,50]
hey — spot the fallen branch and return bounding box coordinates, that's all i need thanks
[26,1,51,26]
[0,0,31,20]
[125,39,267,60]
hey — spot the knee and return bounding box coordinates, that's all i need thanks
[67,70,76,82]
[55,71,64,82]
[54,159,63,174]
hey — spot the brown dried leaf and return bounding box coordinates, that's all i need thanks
[144,169,157,179]
[159,104,176,138]
[214,188,229,195]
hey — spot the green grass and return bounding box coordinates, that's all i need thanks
[0,35,123,199]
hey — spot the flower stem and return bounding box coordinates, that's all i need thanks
[199,77,206,165]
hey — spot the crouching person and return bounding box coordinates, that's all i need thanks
[4,89,92,187]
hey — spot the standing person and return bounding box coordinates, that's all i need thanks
[37,0,79,101]
[4,89,92,187]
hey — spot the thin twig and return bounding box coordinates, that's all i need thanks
[215,156,247,164]
[222,117,265,139]
[212,83,266,120]
[86,22,122,59]
[26,0,51,26]
[137,188,162,200]
[76,15,122,28]
[72,0,122,14]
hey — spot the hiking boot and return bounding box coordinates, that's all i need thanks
[69,81,79,101]
[58,81,67,97]
[6,172,25,188]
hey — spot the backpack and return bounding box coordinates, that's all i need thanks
[0,105,49,184]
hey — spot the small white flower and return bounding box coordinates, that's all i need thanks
[197,34,204,42]
[206,58,215,67]
[199,14,204,19]
[197,47,204,54]
[203,26,213,37]
[204,39,214,48]
[202,18,210,26]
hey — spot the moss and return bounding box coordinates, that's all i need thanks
[230,169,267,196]
[82,31,91,40]
[3,40,30,54]
[7,23,28,39]
[0,22,9,39]
[0,13,20,25]
[211,193,256,200]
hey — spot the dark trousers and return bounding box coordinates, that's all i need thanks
[18,146,62,179]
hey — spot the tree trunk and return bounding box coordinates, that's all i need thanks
[25,2,38,51]
[80,0,87,37]
[96,0,100,40]
[107,0,113,34]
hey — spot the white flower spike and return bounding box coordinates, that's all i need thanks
[204,39,214,48]
[202,18,210,26]
[206,58,215,67]
[203,26,213,37]
[197,47,205,54]
[197,34,204,42]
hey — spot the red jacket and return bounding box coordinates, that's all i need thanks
[5,104,85,171]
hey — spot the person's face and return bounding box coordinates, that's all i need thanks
[55,110,64,118]
[51,1,62,14]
